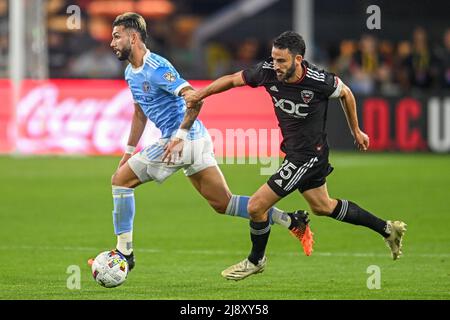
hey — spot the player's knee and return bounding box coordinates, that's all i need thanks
[111,172,133,188]
[247,198,264,217]
[111,172,124,186]
[111,173,118,186]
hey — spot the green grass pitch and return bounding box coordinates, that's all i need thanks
[0,153,449,300]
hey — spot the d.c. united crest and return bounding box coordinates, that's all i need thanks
[301,90,314,103]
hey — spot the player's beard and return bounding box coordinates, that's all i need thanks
[117,46,131,61]
[281,61,296,82]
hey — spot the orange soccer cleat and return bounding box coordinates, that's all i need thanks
[288,210,314,256]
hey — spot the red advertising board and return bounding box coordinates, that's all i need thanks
[359,96,449,152]
[0,79,12,152]
[0,79,449,155]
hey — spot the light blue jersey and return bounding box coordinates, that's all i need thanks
[125,50,207,139]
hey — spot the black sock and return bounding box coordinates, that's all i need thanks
[248,219,271,265]
[330,200,390,237]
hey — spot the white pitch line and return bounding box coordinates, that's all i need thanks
[1,245,450,258]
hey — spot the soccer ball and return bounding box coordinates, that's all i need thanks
[91,250,129,288]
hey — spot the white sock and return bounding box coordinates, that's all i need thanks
[116,231,133,255]
[271,207,291,228]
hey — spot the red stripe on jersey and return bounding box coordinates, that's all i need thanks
[294,63,307,84]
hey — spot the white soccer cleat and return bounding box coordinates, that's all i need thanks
[221,256,267,281]
[384,220,407,260]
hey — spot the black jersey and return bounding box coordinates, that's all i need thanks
[242,58,342,156]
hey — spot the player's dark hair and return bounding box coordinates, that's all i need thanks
[273,31,306,57]
[113,12,147,43]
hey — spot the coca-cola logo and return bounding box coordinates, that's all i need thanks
[17,82,161,154]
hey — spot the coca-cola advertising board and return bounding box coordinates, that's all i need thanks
[16,79,160,155]
[8,79,279,156]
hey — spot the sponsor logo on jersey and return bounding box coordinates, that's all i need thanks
[163,72,176,82]
[133,94,153,102]
[301,90,314,103]
[142,81,150,92]
[272,96,309,118]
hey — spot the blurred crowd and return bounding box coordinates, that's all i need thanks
[325,28,450,95]
[205,27,450,95]
[0,0,7,76]
[0,0,448,95]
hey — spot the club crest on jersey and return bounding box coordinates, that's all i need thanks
[163,71,176,82]
[301,90,314,104]
[142,81,150,92]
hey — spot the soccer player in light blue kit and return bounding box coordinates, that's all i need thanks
[88,13,314,272]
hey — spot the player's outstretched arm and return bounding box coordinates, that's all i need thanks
[183,71,246,106]
[339,84,370,151]
[118,103,148,168]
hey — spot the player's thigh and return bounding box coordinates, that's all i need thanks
[248,183,281,220]
[183,134,217,177]
[112,163,142,188]
[188,166,232,213]
[301,183,337,216]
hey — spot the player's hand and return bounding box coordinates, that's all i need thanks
[162,138,184,165]
[182,90,202,106]
[354,129,370,151]
[118,153,132,169]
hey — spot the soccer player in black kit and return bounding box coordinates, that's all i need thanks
[183,31,407,281]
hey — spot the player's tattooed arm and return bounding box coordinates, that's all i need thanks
[179,86,204,130]
[161,87,203,164]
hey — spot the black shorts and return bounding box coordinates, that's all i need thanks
[267,151,334,197]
